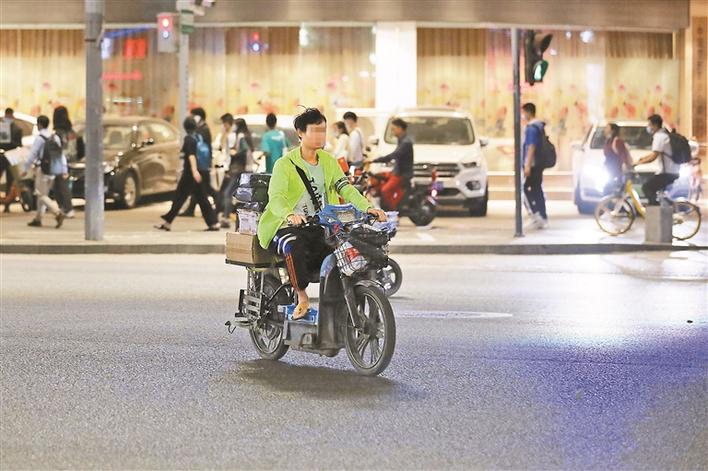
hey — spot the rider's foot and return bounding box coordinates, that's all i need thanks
[292,301,310,320]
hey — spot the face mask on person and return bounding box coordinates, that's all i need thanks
[193,115,202,124]
[646,126,653,134]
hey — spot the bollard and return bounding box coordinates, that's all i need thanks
[645,204,672,243]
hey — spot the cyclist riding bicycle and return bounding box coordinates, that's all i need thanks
[634,114,680,205]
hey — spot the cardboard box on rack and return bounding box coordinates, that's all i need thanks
[225,232,278,267]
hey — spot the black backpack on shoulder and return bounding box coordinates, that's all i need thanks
[663,129,692,165]
[531,123,557,169]
[39,135,63,174]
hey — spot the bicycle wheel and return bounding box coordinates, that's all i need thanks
[672,200,701,241]
[595,195,635,236]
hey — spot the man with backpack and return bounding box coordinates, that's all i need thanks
[635,114,689,206]
[522,102,553,229]
[154,117,219,232]
[179,107,218,217]
[21,115,65,228]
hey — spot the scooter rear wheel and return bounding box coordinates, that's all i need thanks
[249,276,289,360]
[408,199,436,226]
[345,284,396,376]
[377,258,403,297]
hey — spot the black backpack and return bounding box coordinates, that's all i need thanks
[663,129,692,165]
[39,134,63,174]
[531,123,557,169]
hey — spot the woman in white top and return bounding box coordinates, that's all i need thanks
[332,121,350,161]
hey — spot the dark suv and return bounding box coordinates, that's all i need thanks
[71,116,181,208]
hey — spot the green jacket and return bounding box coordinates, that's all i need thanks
[257,147,373,249]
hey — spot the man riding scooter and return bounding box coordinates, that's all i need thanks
[257,107,387,320]
[369,118,413,211]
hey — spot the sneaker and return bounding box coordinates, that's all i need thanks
[154,222,171,231]
[538,218,549,229]
[205,225,220,232]
[27,219,42,227]
[55,212,65,229]
[65,210,76,219]
[220,219,230,229]
[524,212,543,230]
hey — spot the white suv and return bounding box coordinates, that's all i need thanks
[370,108,489,216]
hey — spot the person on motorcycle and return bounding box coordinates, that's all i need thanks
[257,107,387,320]
[369,118,414,211]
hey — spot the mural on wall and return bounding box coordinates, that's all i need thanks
[1,27,679,172]
[417,29,680,171]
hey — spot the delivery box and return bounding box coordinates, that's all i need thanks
[225,232,279,267]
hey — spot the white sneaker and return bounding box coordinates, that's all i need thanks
[524,212,543,230]
[538,218,549,229]
[65,210,76,219]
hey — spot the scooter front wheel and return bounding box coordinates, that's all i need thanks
[345,284,396,376]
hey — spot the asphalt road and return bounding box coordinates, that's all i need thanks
[1,252,706,470]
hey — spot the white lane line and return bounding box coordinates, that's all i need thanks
[397,311,513,319]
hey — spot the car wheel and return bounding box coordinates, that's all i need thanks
[575,185,595,215]
[468,185,488,217]
[117,172,140,209]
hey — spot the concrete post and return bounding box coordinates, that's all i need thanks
[84,0,104,241]
[645,205,673,243]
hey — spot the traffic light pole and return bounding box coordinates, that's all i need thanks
[177,30,189,137]
[512,27,523,238]
[84,0,104,241]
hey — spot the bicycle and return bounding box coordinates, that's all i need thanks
[594,171,701,240]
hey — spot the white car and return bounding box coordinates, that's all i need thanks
[369,107,489,216]
[571,120,697,214]
[1,112,38,168]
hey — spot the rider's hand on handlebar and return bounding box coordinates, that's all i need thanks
[367,208,387,222]
[287,213,308,226]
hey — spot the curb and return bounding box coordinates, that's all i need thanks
[1,243,706,256]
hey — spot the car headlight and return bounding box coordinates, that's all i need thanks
[461,161,479,168]
[583,166,610,191]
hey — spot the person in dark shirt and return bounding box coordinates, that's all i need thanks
[522,102,548,229]
[180,107,219,217]
[0,108,24,212]
[155,117,219,231]
[371,118,414,210]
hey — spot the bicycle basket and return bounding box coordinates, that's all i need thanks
[334,242,368,276]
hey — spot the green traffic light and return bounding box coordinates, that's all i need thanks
[533,60,549,81]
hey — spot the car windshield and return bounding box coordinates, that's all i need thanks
[76,124,134,151]
[590,126,653,149]
[384,117,475,145]
[249,125,298,150]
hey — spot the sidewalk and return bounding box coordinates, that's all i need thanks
[1,199,706,255]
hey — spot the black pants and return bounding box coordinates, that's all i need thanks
[270,225,332,291]
[0,154,13,189]
[53,174,73,213]
[184,171,218,214]
[162,170,217,226]
[642,173,678,206]
[524,167,547,220]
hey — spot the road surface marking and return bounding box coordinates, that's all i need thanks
[397,311,513,319]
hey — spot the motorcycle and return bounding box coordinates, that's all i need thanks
[352,161,441,227]
[225,203,396,376]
